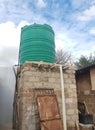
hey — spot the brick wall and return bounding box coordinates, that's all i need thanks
[15,62,79,130]
[76,68,95,123]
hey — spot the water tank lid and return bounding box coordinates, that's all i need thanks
[21,23,54,34]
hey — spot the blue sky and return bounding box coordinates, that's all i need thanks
[0,0,95,65]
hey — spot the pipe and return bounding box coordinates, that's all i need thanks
[60,65,67,130]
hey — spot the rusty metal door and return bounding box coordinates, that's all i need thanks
[37,95,63,130]
[41,119,63,130]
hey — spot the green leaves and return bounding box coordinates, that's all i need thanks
[75,52,95,69]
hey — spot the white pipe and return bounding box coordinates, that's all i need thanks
[60,65,67,130]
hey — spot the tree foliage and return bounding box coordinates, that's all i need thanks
[56,49,72,67]
[75,52,95,69]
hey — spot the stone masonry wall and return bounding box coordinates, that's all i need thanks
[16,62,78,130]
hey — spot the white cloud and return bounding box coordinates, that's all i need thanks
[0,21,32,47]
[89,28,95,35]
[0,21,20,47]
[78,5,95,21]
[36,0,47,8]
[91,46,95,52]
[0,0,47,24]
[0,46,19,66]
[0,21,31,66]
[55,30,78,53]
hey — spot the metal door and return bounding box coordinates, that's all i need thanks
[37,95,63,130]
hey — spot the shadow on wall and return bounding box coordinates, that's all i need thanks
[0,67,16,127]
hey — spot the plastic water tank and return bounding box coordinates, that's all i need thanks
[19,23,55,64]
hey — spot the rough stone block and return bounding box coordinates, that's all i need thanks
[67,109,75,115]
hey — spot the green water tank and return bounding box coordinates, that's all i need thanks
[19,23,55,64]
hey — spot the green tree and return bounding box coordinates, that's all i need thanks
[75,52,95,69]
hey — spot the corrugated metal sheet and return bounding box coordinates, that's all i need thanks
[0,67,15,126]
[37,95,63,130]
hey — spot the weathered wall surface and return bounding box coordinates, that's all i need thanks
[76,72,91,94]
[90,68,95,90]
[15,62,78,130]
[76,68,95,123]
